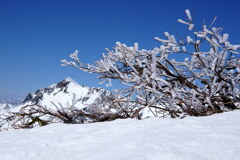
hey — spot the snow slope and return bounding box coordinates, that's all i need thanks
[0,110,240,160]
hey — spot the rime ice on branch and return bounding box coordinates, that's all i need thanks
[62,9,240,118]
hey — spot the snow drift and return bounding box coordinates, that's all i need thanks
[0,110,240,160]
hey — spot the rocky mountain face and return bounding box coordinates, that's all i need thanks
[22,77,112,110]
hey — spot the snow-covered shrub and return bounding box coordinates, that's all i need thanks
[62,10,240,117]
[0,90,144,129]
[0,98,136,130]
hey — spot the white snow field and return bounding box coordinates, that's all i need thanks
[0,111,240,160]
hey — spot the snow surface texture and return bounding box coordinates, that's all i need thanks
[0,110,239,160]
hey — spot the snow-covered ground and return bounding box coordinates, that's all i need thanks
[0,111,240,160]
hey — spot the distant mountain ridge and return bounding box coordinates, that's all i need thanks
[0,98,22,111]
[0,98,22,105]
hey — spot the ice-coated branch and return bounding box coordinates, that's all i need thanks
[62,10,240,117]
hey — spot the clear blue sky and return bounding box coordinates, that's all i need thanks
[0,0,240,99]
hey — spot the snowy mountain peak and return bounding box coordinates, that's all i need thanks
[63,77,79,85]
[22,78,111,109]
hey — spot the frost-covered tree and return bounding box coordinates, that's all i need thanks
[62,10,240,117]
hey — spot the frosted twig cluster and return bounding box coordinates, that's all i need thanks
[62,10,240,117]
